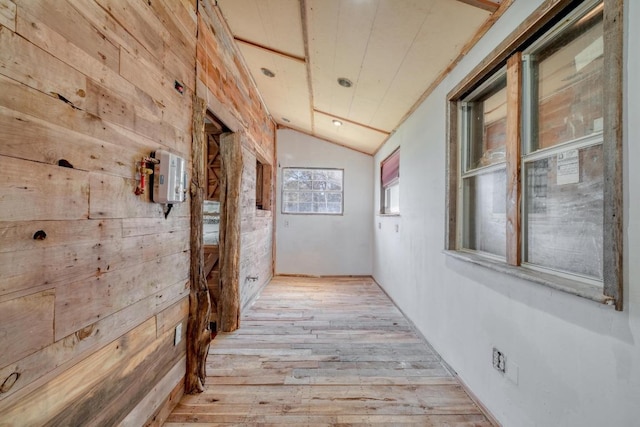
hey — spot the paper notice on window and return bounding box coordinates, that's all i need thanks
[557,149,580,185]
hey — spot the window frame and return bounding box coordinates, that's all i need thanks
[445,0,623,310]
[381,148,400,215]
[281,167,344,215]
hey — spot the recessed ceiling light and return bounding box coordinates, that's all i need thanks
[332,119,343,127]
[337,77,352,88]
[261,67,275,78]
[282,117,290,123]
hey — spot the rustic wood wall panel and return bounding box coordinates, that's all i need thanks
[0,0,197,423]
[0,0,16,31]
[0,290,54,368]
[239,148,274,308]
[0,0,277,421]
[197,1,277,315]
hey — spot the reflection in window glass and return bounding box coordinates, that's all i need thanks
[282,168,343,214]
[466,75,507,171]
[463,168,507,257]
[524,144,603,280]
[531,7,603,151]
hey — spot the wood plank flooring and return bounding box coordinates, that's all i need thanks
[165,276,492,426]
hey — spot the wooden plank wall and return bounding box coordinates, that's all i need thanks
[0,0,196,424]
[196,2,276,313]
[1,0,277,423]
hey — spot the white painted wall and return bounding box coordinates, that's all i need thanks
[276,129,373,275]
[373,1,640,426]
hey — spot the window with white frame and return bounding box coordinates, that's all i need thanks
[381,149,400,214]
[282,168,343,215]
[446,0,623,309]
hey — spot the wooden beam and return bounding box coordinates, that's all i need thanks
[218,132,242,332]
[454,0,500,13]
[186,95,211,394]
[445,101,459,251]
[602,0,624,311]
[234,37,306,63]
[506,53,522,266]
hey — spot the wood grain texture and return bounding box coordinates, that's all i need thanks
[0,283,188,405]
[0,26,87,110]
[0,290,54,369]
[186,95,211,394]
[506,53,522,266]
[218,132,243,332]
[120,356,186,427]
[445,101,459,251]
[0,318,157,425]
[0,0,16,31]
[166,277,494,426]
[0,155,89,222]
[602,0,624,310]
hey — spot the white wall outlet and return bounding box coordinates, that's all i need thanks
[174,323,183,346]
[492,347,506,373]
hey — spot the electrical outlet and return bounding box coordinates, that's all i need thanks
[174,323,183,346]
[492,347,506,373]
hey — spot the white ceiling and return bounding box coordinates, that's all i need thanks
[216,0,505,155]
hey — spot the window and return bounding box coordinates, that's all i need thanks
[446,0,623,309]
[282,168,343,214]
[381,149,400,214]
[255,159,272,210]
[460,72,507,257]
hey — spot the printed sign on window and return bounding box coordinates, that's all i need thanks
[557,149,580,185]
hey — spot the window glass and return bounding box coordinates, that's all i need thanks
[463,168,507,257]
[465,75,507,171]
[384,182,400,214]
[282,168,343,214]
[530,6,603,151]
[381,149,400,214]
[524,144,603,280]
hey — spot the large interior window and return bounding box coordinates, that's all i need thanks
[282,168,344,215]
[446,0,622,309]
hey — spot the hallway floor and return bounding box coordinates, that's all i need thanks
[165,276,492,426]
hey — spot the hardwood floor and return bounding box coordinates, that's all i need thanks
[165,276,492,426]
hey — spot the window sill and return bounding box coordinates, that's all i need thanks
[443,250,615,307]
[378,213,401,217]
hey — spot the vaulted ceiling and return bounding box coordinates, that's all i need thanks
[216,0,506,154]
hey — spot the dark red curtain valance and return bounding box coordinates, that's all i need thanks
[381,149,400,187]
